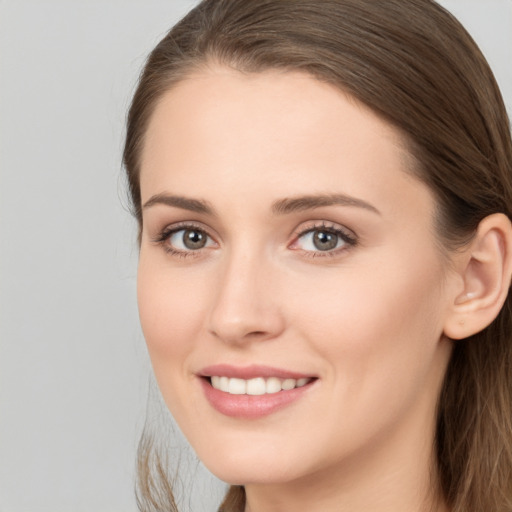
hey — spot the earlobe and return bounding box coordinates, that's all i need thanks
[443,213,512,340]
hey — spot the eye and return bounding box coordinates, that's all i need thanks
[152,224,217,256]
[169,228,211,251]
[297,229,344,251]
[291,224,357,255]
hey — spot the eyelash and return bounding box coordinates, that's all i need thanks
[152,221,358,259]
[290,222,358,258]
[151,222,214,259]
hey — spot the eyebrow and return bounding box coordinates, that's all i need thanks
[271,194,380,215]
[142,192,380,216]
[142,193,214,215]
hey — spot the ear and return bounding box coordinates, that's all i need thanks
[443,213,512,340]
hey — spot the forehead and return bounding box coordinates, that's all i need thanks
[139,67,429,219]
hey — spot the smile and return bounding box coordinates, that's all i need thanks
[199,366,318,419]
[210,376,312,395]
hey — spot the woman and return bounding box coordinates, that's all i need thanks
[124,1,512,511]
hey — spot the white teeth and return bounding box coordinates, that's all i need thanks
[219,376,229,392]
[210,376,313,395]
[281,378,296,391]
[266,377,281,394]
[228,378,246,394]
[247,378,266,395]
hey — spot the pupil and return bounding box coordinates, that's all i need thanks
[313,231,338,251]
[184,230,206,249]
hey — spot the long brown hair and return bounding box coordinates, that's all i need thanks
[124,1,512,511]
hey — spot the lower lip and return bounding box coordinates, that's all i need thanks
[199,378,316,419]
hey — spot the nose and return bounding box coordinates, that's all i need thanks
[207,249,285,346]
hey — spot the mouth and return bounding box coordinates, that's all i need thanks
[198,366,318,419]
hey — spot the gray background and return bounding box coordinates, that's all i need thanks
[1,1,511,511]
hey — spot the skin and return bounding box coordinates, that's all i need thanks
[137,67,458,512]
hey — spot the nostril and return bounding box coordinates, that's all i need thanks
[248,331,268,337]
[209,325,279,344]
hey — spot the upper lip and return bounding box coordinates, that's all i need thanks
[199,364,316,380]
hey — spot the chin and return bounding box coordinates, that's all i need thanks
[206,462,300,487]
[191,436,307,486]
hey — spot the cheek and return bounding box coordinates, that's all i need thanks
[285,257,449,459]
[136,258,214,425]
[291,250,447,392]
[137,257,208,365]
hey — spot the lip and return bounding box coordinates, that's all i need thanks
[199,364,314,380]
[198,364,318,419]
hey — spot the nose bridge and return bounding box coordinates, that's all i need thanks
[208,242,284,344]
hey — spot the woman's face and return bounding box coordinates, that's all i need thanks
[137,68,455,487]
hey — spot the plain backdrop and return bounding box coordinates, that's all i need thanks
[1,1,511,511]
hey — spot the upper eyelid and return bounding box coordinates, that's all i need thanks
[292,220,356,238]
[154,221,215,237]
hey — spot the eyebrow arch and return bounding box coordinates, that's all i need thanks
[142,193,214,215]
[272,194,380,215]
